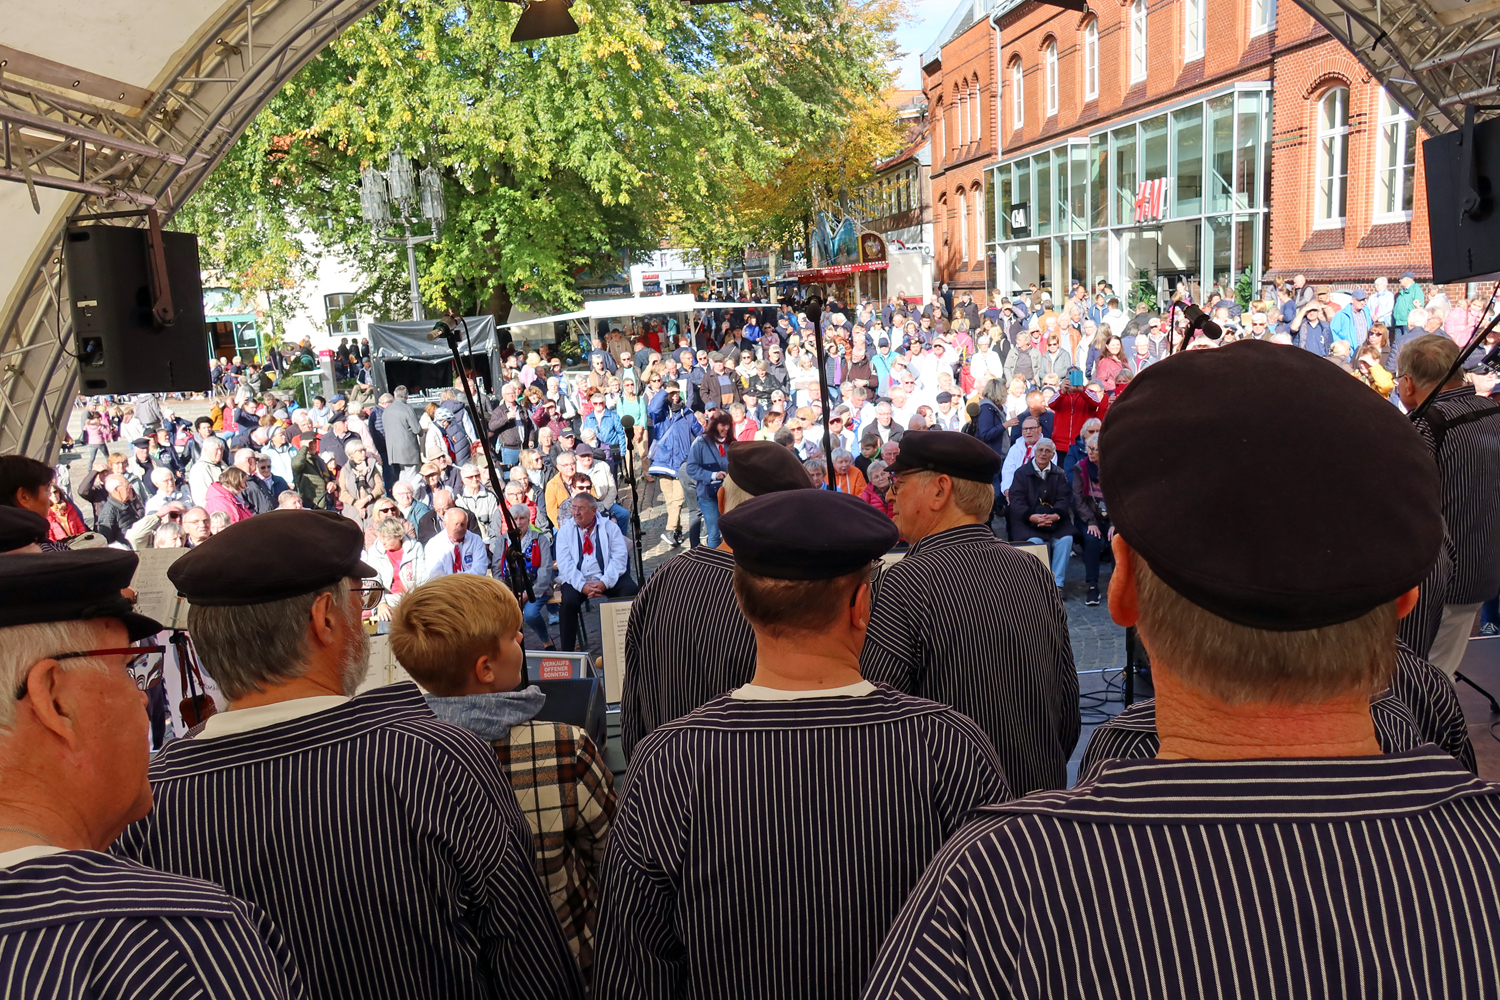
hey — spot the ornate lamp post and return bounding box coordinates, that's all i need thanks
[359,148,446,320]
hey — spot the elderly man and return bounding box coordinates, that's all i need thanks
[144,465,192,514]
[421,505,490,581]
[575,444,630,536]
[864,339,1500,998]
[489,382,531,468]
[623,443,812,757]
[492,502,556,648]
[277,490,304,510]
[555,494,634,652]
[455,462,501,540]
[380,386,424,485]
[114,511,582,1000]
[595,490,1007,1000]
[998,416,1043,498]
[545,451,581,528]
[0,550,304,997]
[1007,436,1073,590]
[1398,334,1500,678]
[861,432,1078,794]
[96,473,143,547]
[188,436,227,505]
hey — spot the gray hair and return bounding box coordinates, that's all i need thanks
[393,386,409,400]
[1034,437,1057,453]
[153,522,184,547]
[375,517,406,541]
[830,448,853,463]
[508,503,530,520]
[188,579,357,701]
[867,459,889,478]
[570,492,597,509]
[804,457,827,474]
[0,620,111,731]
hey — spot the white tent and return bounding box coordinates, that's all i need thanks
[498,295,758,329]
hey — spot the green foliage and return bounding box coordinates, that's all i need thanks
[1235,266,1253,308]
[182,0,901,321]
[1129,271,1158,312]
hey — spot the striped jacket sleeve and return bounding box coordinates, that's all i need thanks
[860,565,924,692]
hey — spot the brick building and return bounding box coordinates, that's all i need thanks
[923,0,1003,296]
[979,0,1437,304]
[849,93,935,304]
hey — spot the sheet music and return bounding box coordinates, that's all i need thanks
[599,599,632,703]
[131,547,188,629]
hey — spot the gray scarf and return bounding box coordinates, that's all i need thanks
[424,686,546,741]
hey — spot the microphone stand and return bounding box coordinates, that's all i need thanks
[430,316,534,608]
[619,415,646,583]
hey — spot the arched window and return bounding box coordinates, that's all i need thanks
[959,190,970,262]
[1184,0,1204,60]
[1011,58,1025,130]
[1315,86,1350,226]
[935,100,945,162]
[1084,21,1099,100]
[1376,89,1415,220]
[973,185,986,258]
[1131,0,1148,83]
[956,84,967,149]
[1045,42,1059,116]
[972,81,982,143]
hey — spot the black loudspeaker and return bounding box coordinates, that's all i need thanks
[64,225,211,395]
[1424,117,1500,284]
[533,677,607,748]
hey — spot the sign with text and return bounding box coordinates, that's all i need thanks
[1134,178,1168,223]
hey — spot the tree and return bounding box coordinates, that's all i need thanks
[183,0,903,323]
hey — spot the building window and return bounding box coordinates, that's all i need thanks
[1011,59,1024,130]
[1184,0,1205,60]
[973,82,982,143]
[959,190,969,262]
[1251,0,1276,35]
[1084,21,1099,101]
[1376,89,1416,220]
[1315,86,1349,227]
[974,186,986,259]
[325,293,358,335]
[936,103,945,162]
[1045,42,1059,117]
[1131,0,1148,83]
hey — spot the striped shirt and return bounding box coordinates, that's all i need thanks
[1079,640,1476,781]
[622,546,754,758]
[0,851,303,999]
[863,747,1500,999]
[1400,527,1454,658]
[593,685,1009,1000]
[860,523,1080,792]
[1411,386,1500,603]
[113,683,583,1000]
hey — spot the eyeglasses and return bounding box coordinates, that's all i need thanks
[15,645,166,700]
[353,582,388,610]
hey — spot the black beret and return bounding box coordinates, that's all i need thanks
[168,510,377,606]
[721,490,898,580]
[0,507,49,552]
[886,430,1001,483]
[727,441,813,496]
[0,550,161,640]
[1099,340,1442,630]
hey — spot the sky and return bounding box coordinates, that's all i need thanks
[891,0,964,90]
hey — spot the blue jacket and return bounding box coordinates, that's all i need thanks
[583,407,626,452]
[649,408,699,477]
[648,389,687,442]
[686,434,731,502]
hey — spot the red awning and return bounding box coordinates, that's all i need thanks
[786,261,890,284]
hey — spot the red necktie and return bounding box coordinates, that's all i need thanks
[1025,446,1033,464]
[452,544,462,573]
[582,531,594,556]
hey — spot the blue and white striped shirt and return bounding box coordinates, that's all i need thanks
[113,682,583,1000]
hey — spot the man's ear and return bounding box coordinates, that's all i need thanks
[1108,534,1139,628]
[20,659,81,749]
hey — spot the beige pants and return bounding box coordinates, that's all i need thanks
[658,476,684,532]
[1428,602,1482,680]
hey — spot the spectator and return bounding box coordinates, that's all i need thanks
[545,451,580,529]
[337,441,384,524]
[276,491,304,510]
[363,514,418,621]
[804,457,828,489]
[830,448,867,495]
[686,411,734,548]
[188,436,228,504]
[1072,433,1109,606]
[208,510,233,534]
[494,502,556,649]
[554,494,636,651]
[576,445,629,537]
[1093,335,1129,393]
[95,473,144,547]
[1389,270,1424,365]
[861,459,895,518]
[421,505,490,581]
[455,462,501,540]
[1008,437,1073,588]
[392,573,617,978]
[390,479,431,531]
[1048,374,1107,459]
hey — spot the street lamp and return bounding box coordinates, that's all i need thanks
[359,148,447,320]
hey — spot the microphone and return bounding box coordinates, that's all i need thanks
[1182,304,1223,340]
[620,415,634,431]
[427,321,454,342]
[966,401,981,419]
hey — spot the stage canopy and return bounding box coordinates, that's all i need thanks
[2,0,1499,459]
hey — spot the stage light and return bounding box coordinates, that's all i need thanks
[512,0,579,41]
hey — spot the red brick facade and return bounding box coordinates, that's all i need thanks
[924,11,999,292]
[1266,8,1432,282]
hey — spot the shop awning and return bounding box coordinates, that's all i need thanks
[785,262,890,284]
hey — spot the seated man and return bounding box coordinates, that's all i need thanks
[554,494,636,652]
[114,510,582,1000]
[390,574,617,982]
[421,505,490,581]
[864,341,1500,997]
[594,490,1008,1000]
[0,550,301,998]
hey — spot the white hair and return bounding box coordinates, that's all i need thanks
[1269,332,1294,345]
[0,620,112,731]
[1034,437,1057,453]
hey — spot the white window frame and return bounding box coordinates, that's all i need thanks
[1131,0,1148,83]
[1314,86,1350,228]
[1251,0,1276,36]
[1375,89,1415,222]
[974,187,986,258]
[1045,43,1059,116]
[959,190,969,262]
[1012,60,1025,130]
[1084,21,1099,101]
[324,293,358,336]
[957,88,967,148]
[973,82,982,143]
[1184,0,1205,61]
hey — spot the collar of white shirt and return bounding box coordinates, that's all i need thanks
[0,845,68,869]
[198,696,351,740]
[730,680,876,701]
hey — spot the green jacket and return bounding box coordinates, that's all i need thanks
[1393,283,1424,326]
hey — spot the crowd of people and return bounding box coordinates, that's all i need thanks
[2,320,1498,998]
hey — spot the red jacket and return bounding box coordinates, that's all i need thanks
[1049,387,1108,448]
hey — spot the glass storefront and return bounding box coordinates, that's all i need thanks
[987,84,1270,308]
